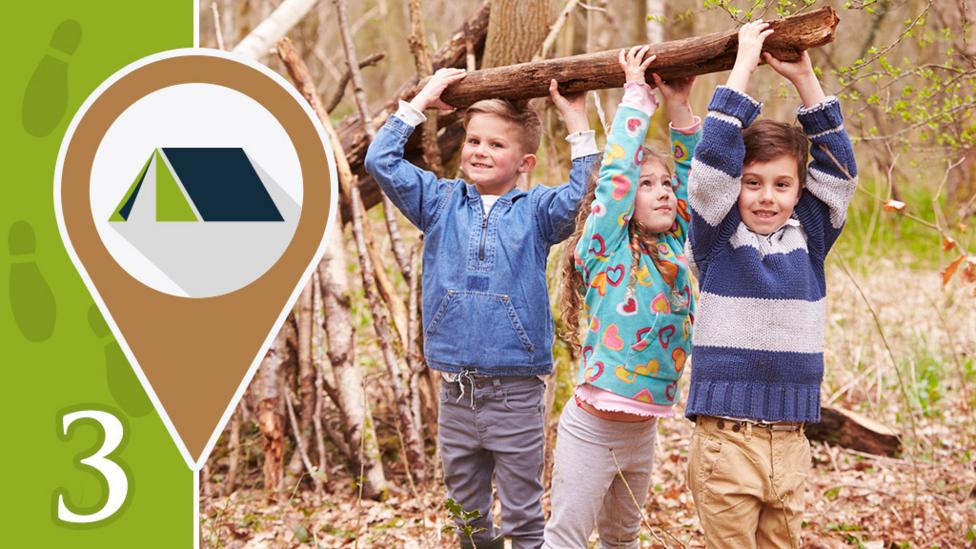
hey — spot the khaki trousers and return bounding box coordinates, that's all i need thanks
[687,416,811,548]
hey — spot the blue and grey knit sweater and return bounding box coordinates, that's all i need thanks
[685,86,858,423]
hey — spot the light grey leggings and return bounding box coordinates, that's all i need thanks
[543,398,658,549]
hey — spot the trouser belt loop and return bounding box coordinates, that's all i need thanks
[744,420,753,442]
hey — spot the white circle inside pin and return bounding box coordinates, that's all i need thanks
[90,83,303,298]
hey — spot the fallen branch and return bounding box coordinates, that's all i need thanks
[232,0,319,60]
[806,405,903,457]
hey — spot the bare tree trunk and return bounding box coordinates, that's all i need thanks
[644,0,664,44]
[254,326,291,493]
[286,283,317,483]
[311,272,330,486]
[232,0,319,59]
[482,0,550,68]
[297,282,316,435]
[319,231,388,500]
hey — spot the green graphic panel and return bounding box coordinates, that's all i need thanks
[155,150,198,222]
[3,2,193,547]
[109,153,152,222]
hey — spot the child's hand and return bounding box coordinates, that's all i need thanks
[410,68,467,112]
[727,20,774,92]
[652,73,697,128]
[762,50,826,107]
[549,79,590,134]
[618,45,656,84]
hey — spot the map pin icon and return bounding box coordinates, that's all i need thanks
[55,50,336,469]
[23,19,82,137]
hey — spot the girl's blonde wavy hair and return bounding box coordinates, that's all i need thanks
[558,147,678,353]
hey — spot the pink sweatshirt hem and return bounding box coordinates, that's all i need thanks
[574,383,675,418]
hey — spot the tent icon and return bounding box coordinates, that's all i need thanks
[110,147,284,222]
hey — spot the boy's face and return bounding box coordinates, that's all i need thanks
[633,159,677,233]
[461,113,536,195]
[737,154,802,235]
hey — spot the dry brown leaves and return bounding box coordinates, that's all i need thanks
[201,258,976,548]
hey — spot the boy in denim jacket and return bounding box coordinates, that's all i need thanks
[365,68,599,549]
[685,21,858,547]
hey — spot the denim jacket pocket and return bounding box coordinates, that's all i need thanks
[425,290,536,367]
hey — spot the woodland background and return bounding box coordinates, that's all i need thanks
[195,0,976,546]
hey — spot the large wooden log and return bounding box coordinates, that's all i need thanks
[441,7,839,107]
[806,405,903,457]
[343,6,837,212]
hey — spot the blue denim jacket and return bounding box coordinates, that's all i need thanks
[365,115,599,376]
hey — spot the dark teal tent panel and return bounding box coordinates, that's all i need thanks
[161,148,284,222]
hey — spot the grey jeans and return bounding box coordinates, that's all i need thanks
[543,398,658,549]
[439,374,546,549]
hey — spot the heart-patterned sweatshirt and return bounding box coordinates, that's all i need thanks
[573,83,700,416]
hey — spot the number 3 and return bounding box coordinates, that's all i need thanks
[57,410,129,524]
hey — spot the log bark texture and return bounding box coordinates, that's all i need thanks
[440,7,839,107]
[806,405,903,457]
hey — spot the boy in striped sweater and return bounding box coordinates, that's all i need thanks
[685,21,858,548]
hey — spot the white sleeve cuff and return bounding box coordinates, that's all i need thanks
[394,100,428,127]
[567,130,598,159]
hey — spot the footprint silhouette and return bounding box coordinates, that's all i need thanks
[88,304,152,418]
[8,221,56,342]
[22,19,82,137]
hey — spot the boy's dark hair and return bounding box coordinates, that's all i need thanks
[463,99,542,154]
[742,119,809,186]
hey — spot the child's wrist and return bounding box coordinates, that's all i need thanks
[666,103,695,128]
[562,112,590,135]
[408,96,429,112]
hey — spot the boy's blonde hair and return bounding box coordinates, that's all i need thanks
[463,99,542,154]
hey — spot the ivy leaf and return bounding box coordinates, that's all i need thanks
[941,255,964,286]
[882,199,906,212]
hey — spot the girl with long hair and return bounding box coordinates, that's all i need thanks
[543,45,700,548]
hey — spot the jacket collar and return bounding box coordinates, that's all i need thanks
[462,182,527,205]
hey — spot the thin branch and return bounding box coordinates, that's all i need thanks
[334,0,412,277]
[608,448,684,548]
[325,52,387,114]
[283,385,323,493]
[211,1,225,51]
